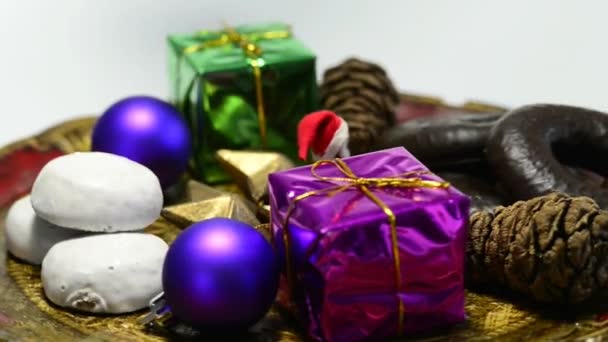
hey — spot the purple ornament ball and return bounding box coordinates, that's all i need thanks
[92,96,191,188]
[162,218,279,329]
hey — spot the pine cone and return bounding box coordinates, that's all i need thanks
[468,192,608,304]
[320,58,399,155]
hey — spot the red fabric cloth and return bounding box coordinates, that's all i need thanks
[0,147,63,208]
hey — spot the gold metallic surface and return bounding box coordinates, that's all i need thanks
[183,179,226,202]
[162,194,260,228]
[0,116,96,155]
[2,115,608,341]
[216,149,294,202]
[163,179,260,228]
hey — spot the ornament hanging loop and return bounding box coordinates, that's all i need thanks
[139,292,172,327]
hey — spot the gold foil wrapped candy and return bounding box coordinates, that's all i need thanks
[162,180,260,227]
[182,179,227,202]
[216,149,294,222]
[216,149,295,203]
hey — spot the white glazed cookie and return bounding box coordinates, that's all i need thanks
[30,152,163,232]
[41,233,168,314]
[5,195,85,265]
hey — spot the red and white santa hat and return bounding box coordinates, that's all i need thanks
[297,110,350,161]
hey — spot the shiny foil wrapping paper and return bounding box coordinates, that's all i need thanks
[268,147,470,341]
[161,180,260,227]
[216,149,295,203]
[217,149,295,222]
[168,22,318,184]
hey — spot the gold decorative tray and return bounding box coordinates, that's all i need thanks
[1,100,608,341]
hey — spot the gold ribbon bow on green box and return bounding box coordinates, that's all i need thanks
[168,22,319,184]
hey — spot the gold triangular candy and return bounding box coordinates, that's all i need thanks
[162,195,260,228]
[184,179,225,202]
[216,149,294,202]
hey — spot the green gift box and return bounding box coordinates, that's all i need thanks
[168,22,318,184]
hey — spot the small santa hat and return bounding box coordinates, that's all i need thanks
[297,110,350,161]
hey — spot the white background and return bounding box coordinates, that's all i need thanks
[1,0,606,145]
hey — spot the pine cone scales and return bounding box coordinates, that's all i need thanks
[468,192,608,303]
[320,58,399,155]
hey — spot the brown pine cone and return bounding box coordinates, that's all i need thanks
[468,192,608,304]
[320,58,399,155]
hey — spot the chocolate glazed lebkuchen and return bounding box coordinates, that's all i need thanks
[374,112,506,212]
[435,171,504,214]
[486,104,608,208]
[375,112,503,168]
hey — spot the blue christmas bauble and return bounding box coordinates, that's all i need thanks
[91,96,191,188]
[162,218,279,329]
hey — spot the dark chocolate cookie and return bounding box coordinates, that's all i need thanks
[436,171,505,213]
[486,104,608,208]
[375,112,503,168]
